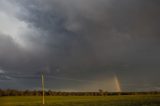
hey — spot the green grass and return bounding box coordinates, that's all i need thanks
[0,95,160,106]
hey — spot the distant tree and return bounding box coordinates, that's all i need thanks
[99,89,104,96]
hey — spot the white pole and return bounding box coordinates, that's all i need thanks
[41,73,45,105]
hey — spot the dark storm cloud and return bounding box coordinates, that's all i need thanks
[0,0,160,91]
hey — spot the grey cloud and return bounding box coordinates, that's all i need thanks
[0,0,160,91]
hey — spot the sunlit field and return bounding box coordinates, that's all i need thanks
[0,95,160,106]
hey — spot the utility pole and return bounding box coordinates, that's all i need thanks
[41,73,45,105]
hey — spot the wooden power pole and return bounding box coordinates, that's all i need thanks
[41,73,45,105]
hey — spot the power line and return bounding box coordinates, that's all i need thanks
[1,73,160,87]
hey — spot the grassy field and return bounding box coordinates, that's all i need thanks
[0,95,160,106]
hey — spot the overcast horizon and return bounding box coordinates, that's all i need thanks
[0,0,160,92]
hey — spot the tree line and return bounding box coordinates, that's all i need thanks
[0,89,159,96]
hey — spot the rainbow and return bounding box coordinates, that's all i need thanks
[114,75,121,92]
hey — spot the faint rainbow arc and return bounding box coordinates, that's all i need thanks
[114,75,121,92]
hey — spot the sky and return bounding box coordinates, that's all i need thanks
[0,0,160,92]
